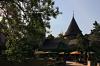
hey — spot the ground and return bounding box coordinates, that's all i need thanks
[66,61,87,66]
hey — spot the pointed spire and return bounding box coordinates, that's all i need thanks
[73,10,74,17]
[65,15,82,37]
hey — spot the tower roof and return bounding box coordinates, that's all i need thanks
[65,16,82,36]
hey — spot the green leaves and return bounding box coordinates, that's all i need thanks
[89,21,100,61]
[0,0,60,63]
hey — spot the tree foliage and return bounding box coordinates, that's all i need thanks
[77,35,89,53]
[0,0,60,62]
[90,21,100,40]
[47,34,55,40]
[57,33,64,40]
[89,21,100,61]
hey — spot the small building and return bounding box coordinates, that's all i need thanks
[41,15,83,52]
[41,39,68,52]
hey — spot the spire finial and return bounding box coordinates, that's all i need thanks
[73,10,74,17]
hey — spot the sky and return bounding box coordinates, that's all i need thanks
[49,0,100,37]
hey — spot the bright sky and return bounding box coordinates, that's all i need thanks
[49,0,100,37]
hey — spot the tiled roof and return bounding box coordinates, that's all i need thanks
[41,39,68,51]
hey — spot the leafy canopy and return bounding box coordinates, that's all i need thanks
[0,0,60,62]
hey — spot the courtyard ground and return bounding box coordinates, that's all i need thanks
[66,61,87,66]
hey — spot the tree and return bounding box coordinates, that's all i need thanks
[0,0,60,62]
[90,21,100,40]
[89,21,100,62]
[47,34,55,40]
[77,35,89,53]
[57,33,64,40]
